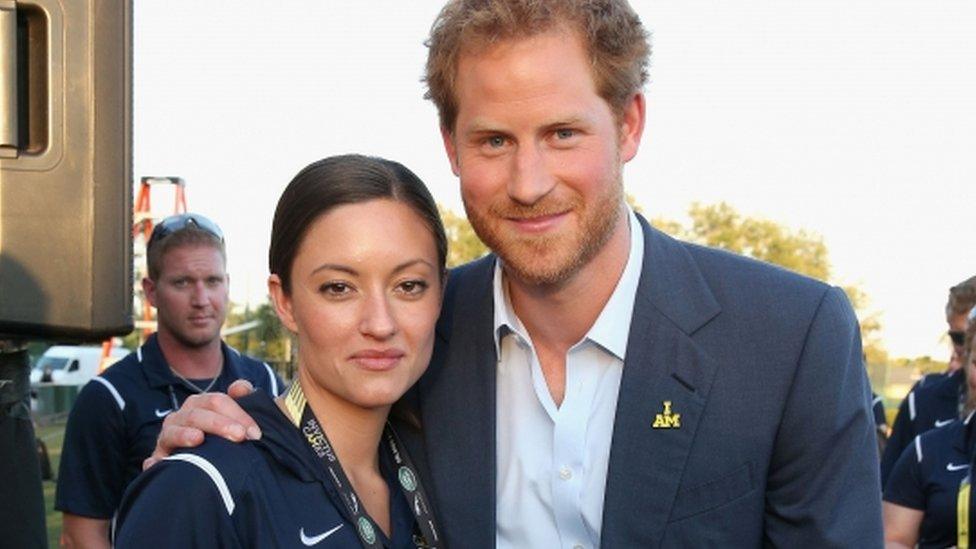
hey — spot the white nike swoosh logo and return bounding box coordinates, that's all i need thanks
[300,525,343,546]
[934,419,954,427]
[155,408,173,418]
[947,463,969,472]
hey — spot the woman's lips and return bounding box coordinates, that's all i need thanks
[350,349,406,371]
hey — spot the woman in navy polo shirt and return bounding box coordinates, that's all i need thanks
[115,155,445,548]
[884,312,976,548]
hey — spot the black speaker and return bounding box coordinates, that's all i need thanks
[0,0,132,341]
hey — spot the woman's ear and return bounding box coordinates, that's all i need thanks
[267,274,299,333]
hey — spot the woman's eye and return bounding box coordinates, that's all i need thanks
[319,282,351,296]
[397,280,429,295]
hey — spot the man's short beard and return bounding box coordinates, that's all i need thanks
[465,181,624,288]
[493,209,619,287]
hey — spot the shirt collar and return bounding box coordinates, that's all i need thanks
[139,332,241,388]
[492,263,524,356]
[492,208,644,360]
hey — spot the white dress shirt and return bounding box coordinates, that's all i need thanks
[495,209,644,549]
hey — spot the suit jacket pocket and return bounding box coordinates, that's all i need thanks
[669,462,755,522]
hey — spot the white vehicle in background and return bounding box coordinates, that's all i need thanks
[29,345,129,386]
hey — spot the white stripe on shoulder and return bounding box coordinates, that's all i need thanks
[91,376,125,411]
[872,395,883,406]
[136,346,143,363]
[164,453,235,515]
[914,436,923,463]
[263,362,279,396]
[966,410,975,425]
[908,392,916,421]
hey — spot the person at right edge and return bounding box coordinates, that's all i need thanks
[881,275,976,486]
[150,1,883,546]
[961,309,976,548]
[884,306,976,547]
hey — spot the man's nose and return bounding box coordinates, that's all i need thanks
[359,293,397,340]
[190,282,208,306]
[507,143,555,206]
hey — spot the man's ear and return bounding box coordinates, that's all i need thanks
[440,125,461,176]
[267,274,298,333]
[618,92,646,163]
[142,277,157,308]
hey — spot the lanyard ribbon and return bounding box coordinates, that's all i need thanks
[959,474,970,549]
[285,381,440,548]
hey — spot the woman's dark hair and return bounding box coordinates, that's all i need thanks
[269,154,448,293]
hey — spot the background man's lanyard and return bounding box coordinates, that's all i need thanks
[285,381,440,548]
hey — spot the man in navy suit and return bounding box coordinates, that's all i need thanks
[154,0,882,546]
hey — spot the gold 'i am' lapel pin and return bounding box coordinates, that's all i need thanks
[652,400,681,429]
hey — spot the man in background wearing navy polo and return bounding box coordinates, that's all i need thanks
[55,213,283,548]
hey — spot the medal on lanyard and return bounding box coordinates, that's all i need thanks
[284,381,441,548]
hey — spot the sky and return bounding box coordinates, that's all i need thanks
[134,1,976,360]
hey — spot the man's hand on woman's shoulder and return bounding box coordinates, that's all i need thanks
[143,379,261,470]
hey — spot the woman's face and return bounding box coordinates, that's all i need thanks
[270,199,442,411]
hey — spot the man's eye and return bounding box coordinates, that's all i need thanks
[486,136,506,148]
[555,128,575,139]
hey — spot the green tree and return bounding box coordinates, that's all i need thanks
[223,301,294,379]
[650,201,884,360]
[223,301,288,360]
[891,355,947,377]
[843,285,887,365]
[439,204,489,267]
[662,202,830,281]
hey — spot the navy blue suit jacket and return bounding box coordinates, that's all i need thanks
[402,216,883,547]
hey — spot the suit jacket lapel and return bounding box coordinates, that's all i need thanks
[420,256,498,548]
[601,218,722,548]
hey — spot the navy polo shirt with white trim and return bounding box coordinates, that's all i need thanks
[114,391,418,548]
[884,412,974,548]
[881,370,964,486]
[55,334,283,519]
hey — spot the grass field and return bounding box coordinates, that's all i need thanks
[36,421,66,549]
